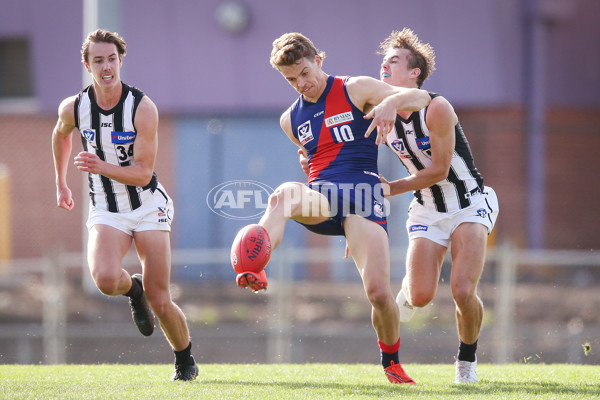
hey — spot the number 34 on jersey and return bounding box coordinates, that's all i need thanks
[111,131,136,161]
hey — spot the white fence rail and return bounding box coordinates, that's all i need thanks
[1,243,599,364]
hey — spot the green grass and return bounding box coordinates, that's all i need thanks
[1,363,599,399]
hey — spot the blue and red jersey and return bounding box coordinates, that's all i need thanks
[290,75,379,185]
[289,75,387,235]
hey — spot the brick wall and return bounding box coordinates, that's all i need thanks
[1,108,598,258]
[0,114,175,259]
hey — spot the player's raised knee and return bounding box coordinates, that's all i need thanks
[268,182,306,218]
[91,271,121,296]
[407,288,435,308]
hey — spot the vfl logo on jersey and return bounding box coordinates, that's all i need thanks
[111,131,136,144]
[81,129,97,148]
[409,224,428,232]
[373,201,384,218]
[391,139,405,152]
[416,137,431,150]
[82,129,96,142]
[477,208,488,218]
[390,139,412,159]
[324,111,353,127]
[298,121,314,145]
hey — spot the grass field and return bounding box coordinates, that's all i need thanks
[1,363,599,399]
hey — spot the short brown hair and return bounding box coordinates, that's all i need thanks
[270,32,326,69]
[378,28,436,88]
[81,29,127,64]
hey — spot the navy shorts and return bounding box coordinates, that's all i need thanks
[297,178,388,236]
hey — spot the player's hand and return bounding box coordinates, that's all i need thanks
[379,174,391,197]
[363,101,396,146]
[298,149,309,177]
[56,186,74,211]
[74,151,103,174]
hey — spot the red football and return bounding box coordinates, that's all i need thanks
[231,224,272,274]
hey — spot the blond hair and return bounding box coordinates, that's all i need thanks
[378,28,436,88]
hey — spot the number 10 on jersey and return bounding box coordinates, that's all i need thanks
[331,125,355,143]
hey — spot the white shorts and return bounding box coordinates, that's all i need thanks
[86,182,174,236]
[406,186,499,248]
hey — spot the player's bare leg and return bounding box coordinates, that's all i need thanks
[450,222,488,383]
[345,215,414,384]
[134,230,190,350]
[450,223,487,344]
[87,225,157,341]
[134,230,198,381]
[259,182,331,250]
[345,215,396,344]
[235,182,333,291]
[397,238,446,322]
[87,225,134,296]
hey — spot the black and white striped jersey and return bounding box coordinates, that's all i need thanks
[74,83,157,213]
[385,93,484,213]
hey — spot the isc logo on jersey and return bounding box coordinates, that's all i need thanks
[111,131,136,144]
[157,206,170,223]
[298,121,314,145]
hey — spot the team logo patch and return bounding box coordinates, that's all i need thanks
[373,201,384,218]
[409,224,428,232]
[416,137,431,150]
[324,111,353,127]
[477,208,488,218]
[390,139,412,159]
[298,121,314,145]
[111,131,136,144]
[391,139,404,152]
[82,129,96,146]
[157,206,171,223]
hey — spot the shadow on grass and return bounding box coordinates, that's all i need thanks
[202,378,600,397]
[443,380,600,396]
[201,378,408,397]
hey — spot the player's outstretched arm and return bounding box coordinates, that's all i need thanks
[52,96,77,211]
[386,96,456,196]
[347,76,430,145]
